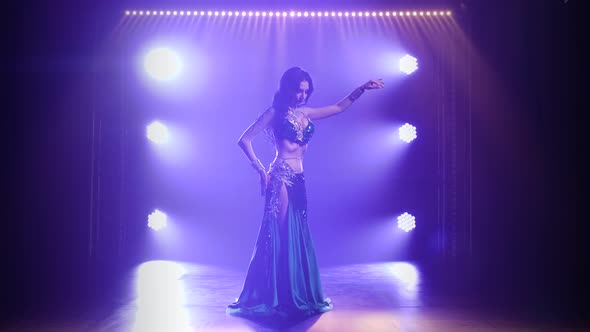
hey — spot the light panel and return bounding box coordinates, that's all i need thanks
[124,9,453,18]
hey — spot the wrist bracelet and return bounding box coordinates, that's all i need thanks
[348,86,365,102]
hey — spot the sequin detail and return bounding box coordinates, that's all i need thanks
[265,159,297,220]
[285,108,305,141]
[275,108,315,145]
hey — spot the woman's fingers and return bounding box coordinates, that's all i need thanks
[370,79,384,89]
[365,79,384,89]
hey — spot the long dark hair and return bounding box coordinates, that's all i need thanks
[270,67,314,132]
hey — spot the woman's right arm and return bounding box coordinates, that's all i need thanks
[238,107,275,194]
[238,107,274,163]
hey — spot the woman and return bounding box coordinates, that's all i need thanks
[228,67,384,318]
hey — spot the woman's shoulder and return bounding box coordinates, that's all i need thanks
[289,106,312,123]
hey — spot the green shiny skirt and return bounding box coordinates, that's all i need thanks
[227,159,332,318]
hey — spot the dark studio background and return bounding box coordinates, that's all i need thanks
[2,0,585,325]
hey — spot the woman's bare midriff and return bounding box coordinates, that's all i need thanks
[274,139,308,173]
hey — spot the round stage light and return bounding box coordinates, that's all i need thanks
[399,123,417,143]
[399,54,418,75]
[148,209,167,231]
[397,213,416,232]
[144,47,182,81]
[146,121,170,144]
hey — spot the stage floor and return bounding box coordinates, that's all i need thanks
[2,261,584,331]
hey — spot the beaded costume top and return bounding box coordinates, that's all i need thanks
[274,107,315,145]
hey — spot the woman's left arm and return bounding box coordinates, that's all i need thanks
[304,79,384,121]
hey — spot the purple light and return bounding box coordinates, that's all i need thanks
[147,121,169,144]
[148,209,167,231]
[397,213,416,232]
[399,123,417,143]
[399,54,418,75]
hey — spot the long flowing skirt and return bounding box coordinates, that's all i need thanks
[227,159,332,318]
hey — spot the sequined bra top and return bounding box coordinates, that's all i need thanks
[275,108,315,145]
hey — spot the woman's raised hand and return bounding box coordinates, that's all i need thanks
[362,79,385,90]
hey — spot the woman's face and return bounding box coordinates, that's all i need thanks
[295,80,310,106]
